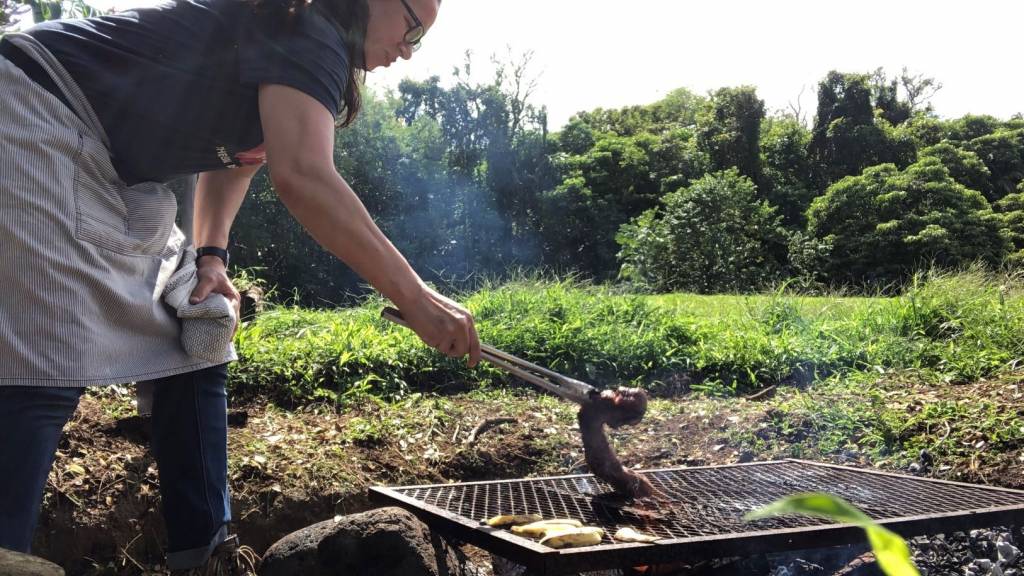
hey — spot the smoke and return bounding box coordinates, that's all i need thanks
[382,157,543,293]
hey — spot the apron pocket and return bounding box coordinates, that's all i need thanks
[73,132,177,258]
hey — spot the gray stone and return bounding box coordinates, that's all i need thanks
[998,541,1020,565]
[259,507,474,576]
[0,548,64,576]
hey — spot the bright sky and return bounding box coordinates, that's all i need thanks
[365,0,1024,128]
[15,0,1023,129]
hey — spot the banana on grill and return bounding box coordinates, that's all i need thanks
[612,526,660,543]
[538,526,605,549]
[510,519,583,537]
[484,513,543,527]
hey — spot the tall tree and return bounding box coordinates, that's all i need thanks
[809,71,916,186]
[696,86,765,185]
[760,115,816,229]
[870,68,912,126]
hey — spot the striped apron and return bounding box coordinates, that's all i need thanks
[0,33,235,388]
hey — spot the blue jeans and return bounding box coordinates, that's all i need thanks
[0,364,232,569]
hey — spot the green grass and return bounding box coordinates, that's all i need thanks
[230,269,1024,404]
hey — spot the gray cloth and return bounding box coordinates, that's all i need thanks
[0,33,236,388]
[163,246,237,362]
[137,247,238,416]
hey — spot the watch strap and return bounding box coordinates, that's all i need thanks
[196,246,229,267]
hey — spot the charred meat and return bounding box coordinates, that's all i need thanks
[578,387,657,499]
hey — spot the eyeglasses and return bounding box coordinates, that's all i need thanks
[398,0,424,52]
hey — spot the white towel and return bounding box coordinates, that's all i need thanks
[136,247,236,416]
[163,246,237,362]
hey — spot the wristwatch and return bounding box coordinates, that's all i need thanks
[196,246,229,267]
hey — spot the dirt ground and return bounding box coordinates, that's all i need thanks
[29,374,1024,575]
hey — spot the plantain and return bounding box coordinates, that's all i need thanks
[539,526,604,549]
[484,513,543,527]
[612,526,660,543]
[510,519,583,537]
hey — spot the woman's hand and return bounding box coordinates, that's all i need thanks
[189,256,242,333]
[399,287,481,367]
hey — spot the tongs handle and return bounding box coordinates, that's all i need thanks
[380,307,595,405]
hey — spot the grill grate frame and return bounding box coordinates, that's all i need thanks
[369,460,1024,575]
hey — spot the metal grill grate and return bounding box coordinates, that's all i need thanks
[370,460,1024,575]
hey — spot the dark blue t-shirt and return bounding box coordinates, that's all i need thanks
[27,0,349,184]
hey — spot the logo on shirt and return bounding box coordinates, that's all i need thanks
[216,146,233,166]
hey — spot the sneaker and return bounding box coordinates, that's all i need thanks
[171,534,260,576]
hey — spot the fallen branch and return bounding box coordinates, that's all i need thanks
[119,533,145,571]
[938,420,951,443]
[464,417,516,446]
[745,385,777,401]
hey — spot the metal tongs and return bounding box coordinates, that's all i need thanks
[381,307,597,405]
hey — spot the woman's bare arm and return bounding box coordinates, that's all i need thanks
[257,83,480,365]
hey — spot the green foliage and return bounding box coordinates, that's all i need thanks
[870,68,913,126]
[232,269,1024,405]
[994,181,1024,263]
[696,86,765,184]
[810,71,916,186]
[541,129,697,278]
[220,61,1017,298]
[542,90,711,279]
[234,57,555,303]
[565,87,706,138]
[807,158,1008,284]
[892,268,1024,379]
[760,115,816,228]
[537,174,625,277]
[967,128,1024,200]
[918,142,992,197]
[899,115,949,149]
[747,494,920,576]
[231,279,694,403]
[947,114,1003,142]
[616,169,788,294]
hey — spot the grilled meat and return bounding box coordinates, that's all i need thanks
[578,387,657,499]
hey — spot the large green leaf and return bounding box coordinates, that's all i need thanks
[745,493,920,576]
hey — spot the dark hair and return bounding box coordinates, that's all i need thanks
[250,0,368,128]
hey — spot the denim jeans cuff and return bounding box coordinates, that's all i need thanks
[165,524,228,570]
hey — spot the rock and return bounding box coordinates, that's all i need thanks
[259,507,472,576]
[0,548,64,576]
[919,449,934,467]
[998,541,1020,565]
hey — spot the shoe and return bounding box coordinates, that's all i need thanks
[171,534,260,576]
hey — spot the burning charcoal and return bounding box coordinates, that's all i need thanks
[577,387,658,499]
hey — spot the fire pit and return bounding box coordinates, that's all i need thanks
[369,459,1024,575]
